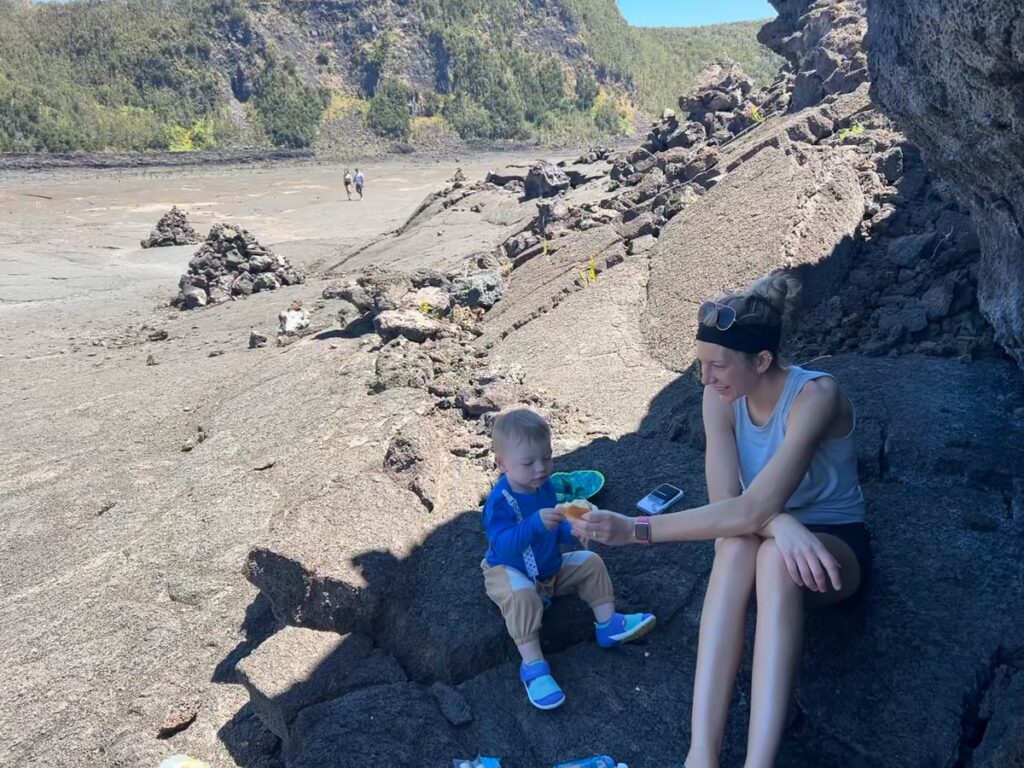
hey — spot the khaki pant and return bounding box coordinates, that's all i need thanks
[482,550,615,645]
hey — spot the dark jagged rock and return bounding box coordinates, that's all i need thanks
[867,0,1024,371]
[760,0,869,111]
[574,145,611,164]
[373,338,435,392]
[484,168,527,187]
[450,271,503,310]
[235,627,405,753]
[523,161,570,199]
[678,59,754,120]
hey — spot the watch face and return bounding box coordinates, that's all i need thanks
[635,521,650,541]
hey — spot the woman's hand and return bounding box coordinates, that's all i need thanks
[570,509,636,547]
[762,514,842,592]
[538,507,564,531]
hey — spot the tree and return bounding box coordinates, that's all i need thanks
[367,79,412,138]
[575,70,599,110]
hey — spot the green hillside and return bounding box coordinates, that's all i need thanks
[0,0,782,153]
[562,1,780,114]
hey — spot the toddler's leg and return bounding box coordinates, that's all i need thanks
[552,550,615,618]
[482,563,545,659]
[553,551,656,648]
[482,562,565,710]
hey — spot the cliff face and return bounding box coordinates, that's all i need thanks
[866,0,1024,370]
[758,0,868,110]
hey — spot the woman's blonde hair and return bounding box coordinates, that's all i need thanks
[700,273,802,361]
[706,273,800,326]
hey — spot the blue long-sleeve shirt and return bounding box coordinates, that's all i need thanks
[483,476,576,579]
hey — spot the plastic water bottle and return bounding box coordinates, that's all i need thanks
[159,758,210,768]
[552,757,626,768]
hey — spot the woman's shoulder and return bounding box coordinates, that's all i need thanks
[796,370,840,394]
[789,374,845,437]
[792,373,840,408]
[788,365,842,399]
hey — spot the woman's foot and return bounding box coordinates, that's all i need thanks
[519,659,565,710]
[595,611,656,648]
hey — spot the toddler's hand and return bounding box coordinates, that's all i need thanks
[572,527,590,550]
[538,507,564,530]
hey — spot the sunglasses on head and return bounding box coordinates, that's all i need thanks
[698,300,742,330]
[698,294,779,330]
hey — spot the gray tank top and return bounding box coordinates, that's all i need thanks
[732,366,865,525]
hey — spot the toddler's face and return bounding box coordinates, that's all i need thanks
[497,437,553,492]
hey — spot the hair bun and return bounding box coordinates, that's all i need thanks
[746,272,801,319]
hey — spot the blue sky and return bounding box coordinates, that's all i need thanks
[616,0,777,27]
[31,0,778,26]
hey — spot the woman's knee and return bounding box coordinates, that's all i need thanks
[707,536,760,593]
[756,539,800,591]
[714,534,761,562]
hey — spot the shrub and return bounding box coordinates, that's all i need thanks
[367,80,413,138]
[575,70,599,110]
[593,100,625,134]
[252,58,328,148]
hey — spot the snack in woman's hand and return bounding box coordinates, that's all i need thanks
[558,499,594,521]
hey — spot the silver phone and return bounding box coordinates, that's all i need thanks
[637,483,685,515]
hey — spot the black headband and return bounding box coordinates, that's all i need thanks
[696,321,781,355]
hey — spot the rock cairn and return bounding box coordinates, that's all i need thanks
[173,224,302,310]
[141,206,202,248]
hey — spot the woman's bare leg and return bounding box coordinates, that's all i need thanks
[743,534,861,766]
[686,535,760,768]
[743,540,805,768]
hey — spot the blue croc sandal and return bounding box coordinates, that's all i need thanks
[520,660,565,710]
[595,611,657,648]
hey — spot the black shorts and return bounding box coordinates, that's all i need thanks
[805,522,872,589]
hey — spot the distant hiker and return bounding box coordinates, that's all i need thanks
[481,408,655,711]
[343,169,354,201]
[354,168,365,199]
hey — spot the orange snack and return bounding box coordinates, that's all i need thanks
[559,499,593,521]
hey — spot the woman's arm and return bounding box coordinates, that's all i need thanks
[655,378,840,539]
[576,378,842,543]
[706,384,802,539]
[703,385,742,503]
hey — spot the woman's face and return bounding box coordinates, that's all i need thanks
[696,341,760,402]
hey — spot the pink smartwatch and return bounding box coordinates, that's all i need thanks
[633,516,653,545]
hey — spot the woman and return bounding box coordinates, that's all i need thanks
[572,274,871,768]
